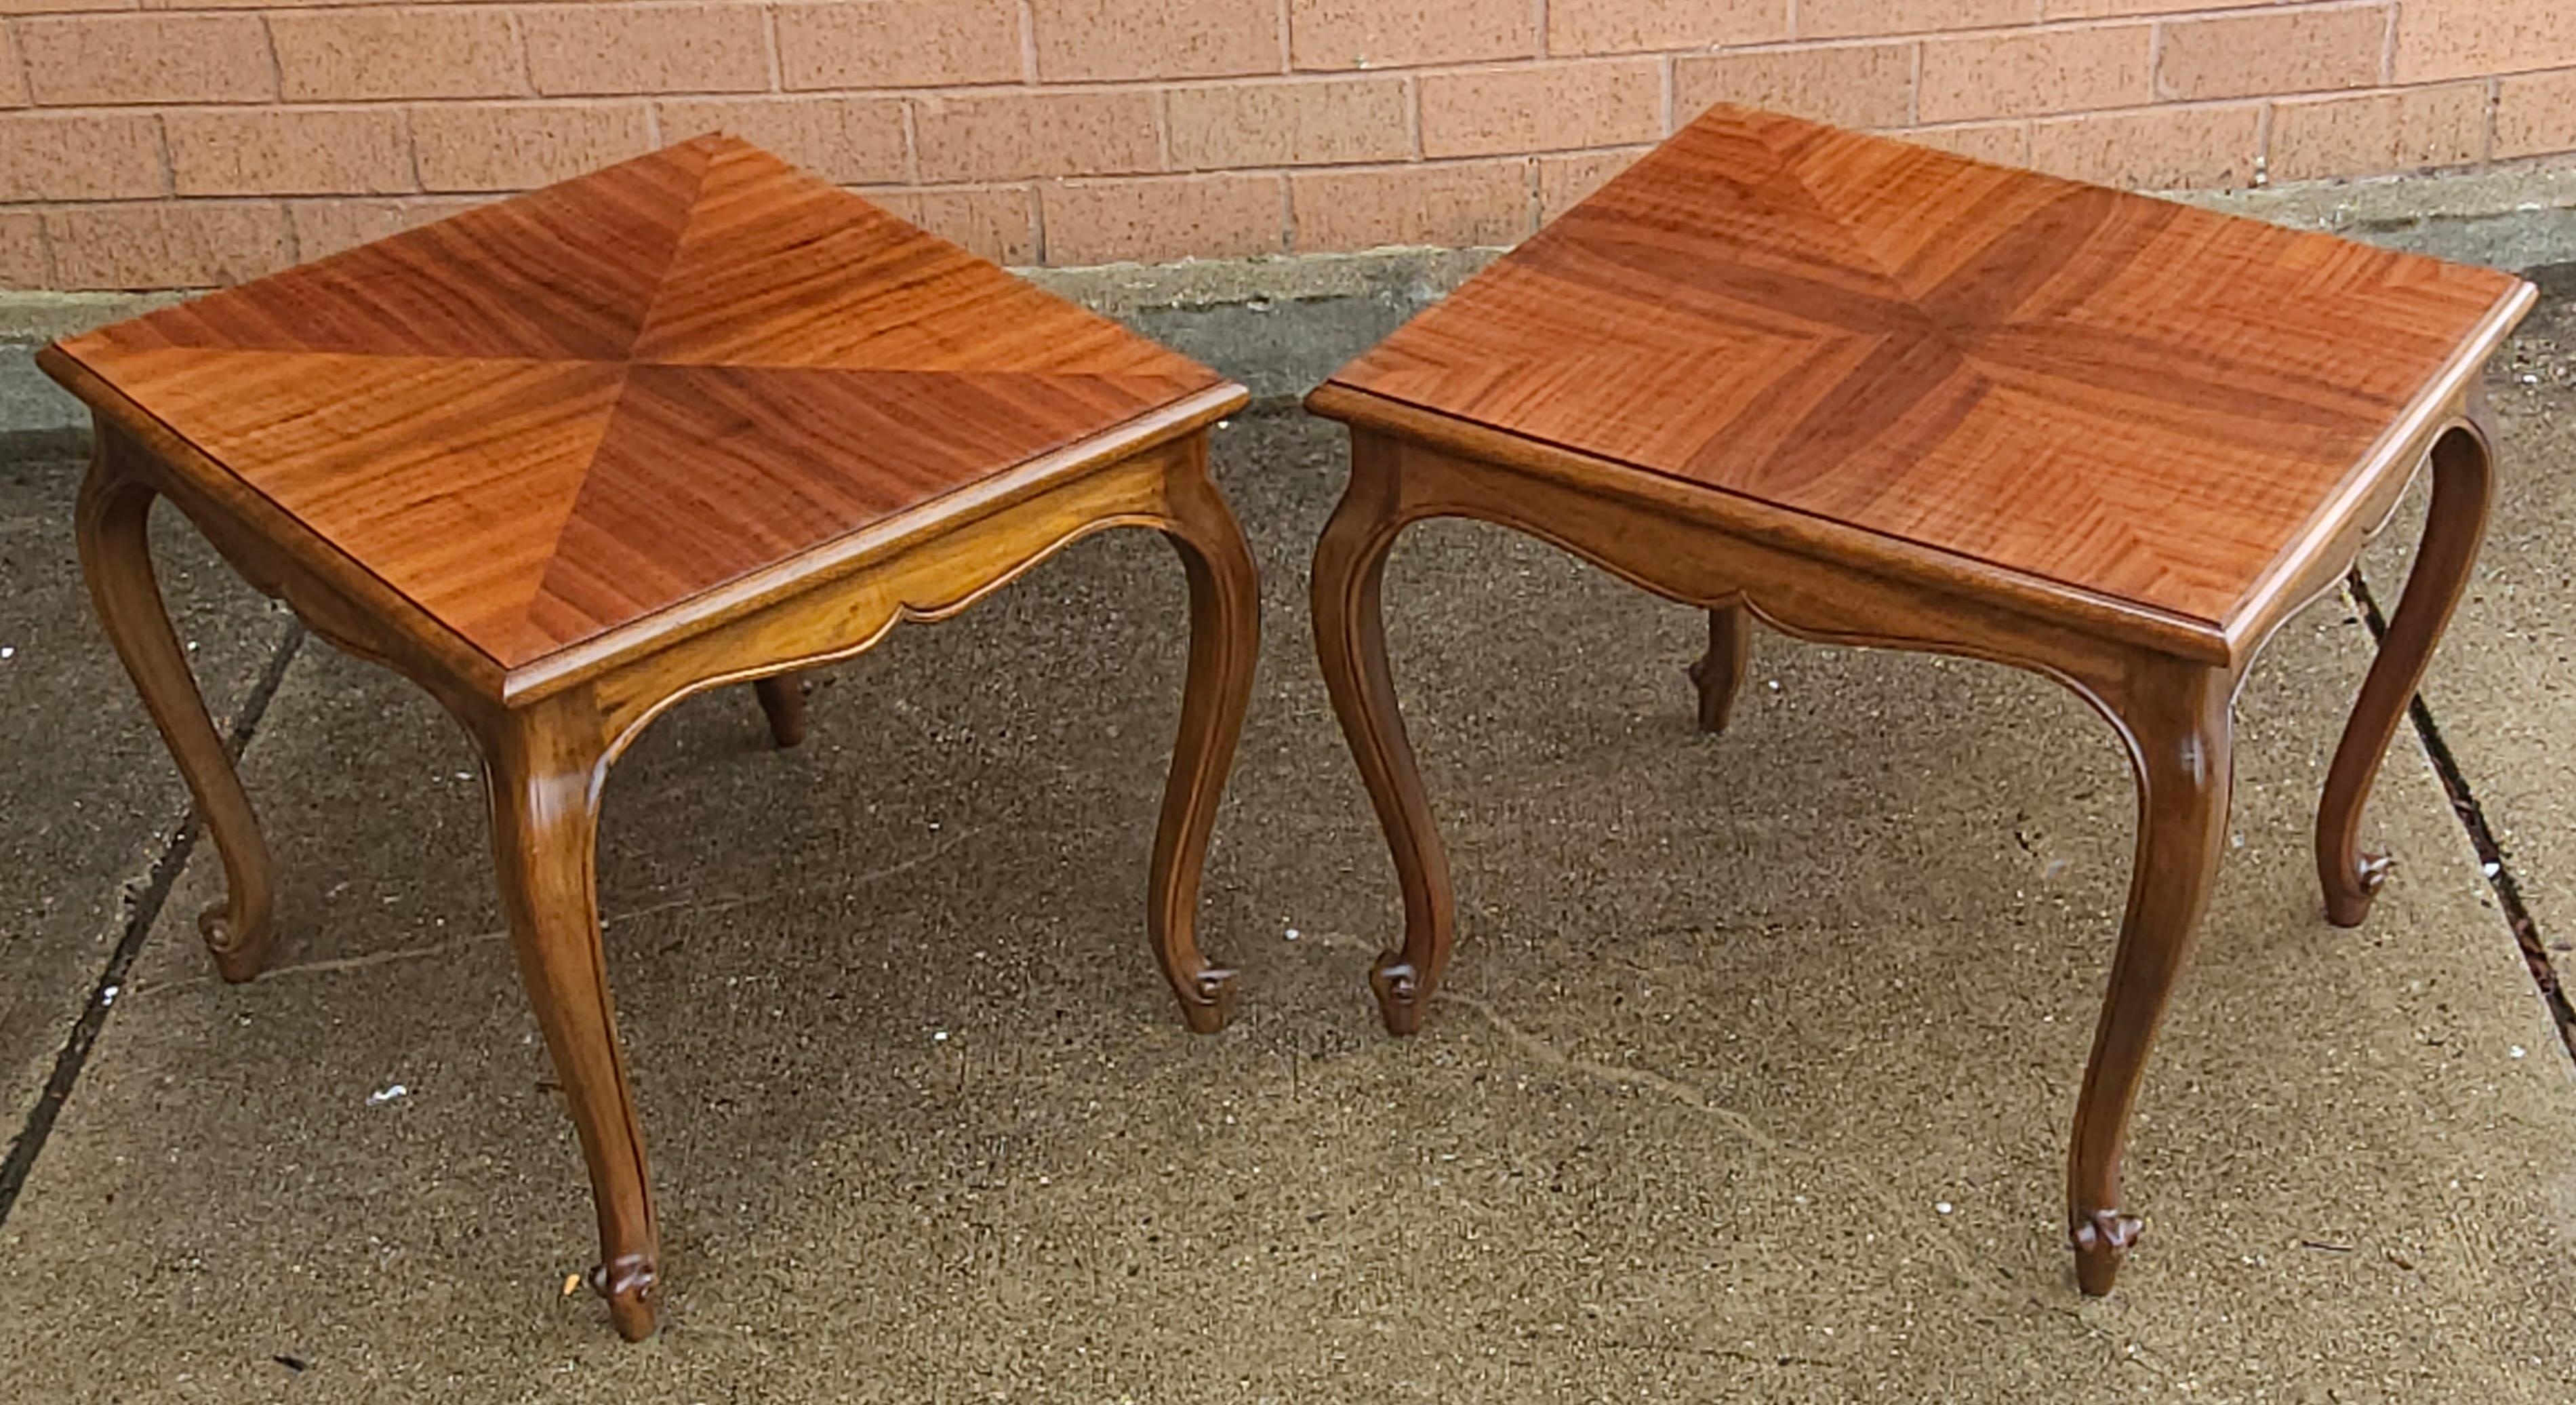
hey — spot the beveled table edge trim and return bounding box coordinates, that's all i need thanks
[2223,276,2537,656]
[499,378,1249,704]
[1304,379,2236,665]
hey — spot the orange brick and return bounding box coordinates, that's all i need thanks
[286,197,483,261]
[1288,0,1535,71]
[1675,42,1914,130]
[2268,83,2488,181]
[1798,0,2030,39]
[658,96,906,184]
[2028,104,2260,189]
[19,14,275,104]
[1041,172,1283,262]
[167,108,412,197]
[0,0,134,14]
[2497,69,2576,159]
[776,0,1024,89]
[874,186,1039,264]
[523,3,769,97]
[46,201,293,289]
[0,212,47,289]
[1033,0,1281,81]
[1420,60,1663,159]
[1290,159,1530,251]
[2044,0,2251,14]
[270,9,524,102]
[1548,0,1785,56]
[0,24,24,107]
[912,91,1161,182]
[0,113,164,200]
[1167,77,1412,168]
[2156,7,2386,102]
[1896,121,2030,165]
[1919,27,2151,121]
[2395,0,2576,84]
[1537,147,1645,220]
[412,102,655,192]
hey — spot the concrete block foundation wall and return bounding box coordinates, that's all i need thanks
[0,0,2571,291]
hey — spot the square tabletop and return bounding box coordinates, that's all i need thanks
[47,135,1234,676]
[1324,105,2531,648]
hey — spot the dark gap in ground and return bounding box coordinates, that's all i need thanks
[2347,569,2576,1061]
[0,621,306,1227]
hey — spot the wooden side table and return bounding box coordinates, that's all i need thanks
[41,136,1258,1340]
[1305,106,2532,1294]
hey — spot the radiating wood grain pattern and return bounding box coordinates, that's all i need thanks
[54,134,1222,675]
[1309,104,2529,1301]
[45,137,1257,1343]
[1329,105,2526,639]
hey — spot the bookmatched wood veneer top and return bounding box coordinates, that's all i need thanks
[1324,104,2531,638]
[49,135,1234,673]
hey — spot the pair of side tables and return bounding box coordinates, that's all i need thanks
[43,108,2531,1340]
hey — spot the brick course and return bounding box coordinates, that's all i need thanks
[0,0,2564,290]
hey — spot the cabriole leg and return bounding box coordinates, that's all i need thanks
[1146,440,1261,1033]
[1687,604,1754,734]
[75,433,277,981]
[752,673,807,749]
[479,696,659,1341]
[2069,659,2235,1294]
[1312,433,1457,1035]
[2316,412,2495,926]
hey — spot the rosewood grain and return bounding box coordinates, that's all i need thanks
[44,136,1257,1341]
[1308,104,2529,1297]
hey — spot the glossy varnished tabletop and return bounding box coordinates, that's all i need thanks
[44,134,1234,696]
[1319,104,2531,662]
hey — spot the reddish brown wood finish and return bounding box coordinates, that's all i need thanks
[1332,106,2525,650]
[44,137,1257,1342]
[54,136,1222,677]
[1309,105,2525,1297]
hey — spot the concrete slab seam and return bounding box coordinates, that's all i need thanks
[2348,568,2576,1063]
[0,621,308,1228]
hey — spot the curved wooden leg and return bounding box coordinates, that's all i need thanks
[479,698,658,1341]
[1312,433,1455,1036]
[74,436,277,982]
[2317,413,2495,926]
[1146,446,1260,1033]
[1686,604,1754,734]
[2070,660,2234,1295]
[752,673,807,749]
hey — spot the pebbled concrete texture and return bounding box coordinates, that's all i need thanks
[0,409,2569,1402]
[0,452,294,1147]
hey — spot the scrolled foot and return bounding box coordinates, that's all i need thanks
[2070,1208,2142,1296]
[1173,967,1240,1035]
[590,1254,659,1341]
[2322,852,2393,928]
[1371,955,1430,1036]
[197,905,275,985]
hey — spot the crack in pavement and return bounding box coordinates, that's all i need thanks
[0,620,306,1231]
[1441,989,1988,1287]
[2346,569,2576,1064]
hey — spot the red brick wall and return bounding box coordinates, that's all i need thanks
[1,0,2571,290]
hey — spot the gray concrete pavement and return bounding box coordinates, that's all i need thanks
[0,452,295,1145]
[0,397,2569,1400]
